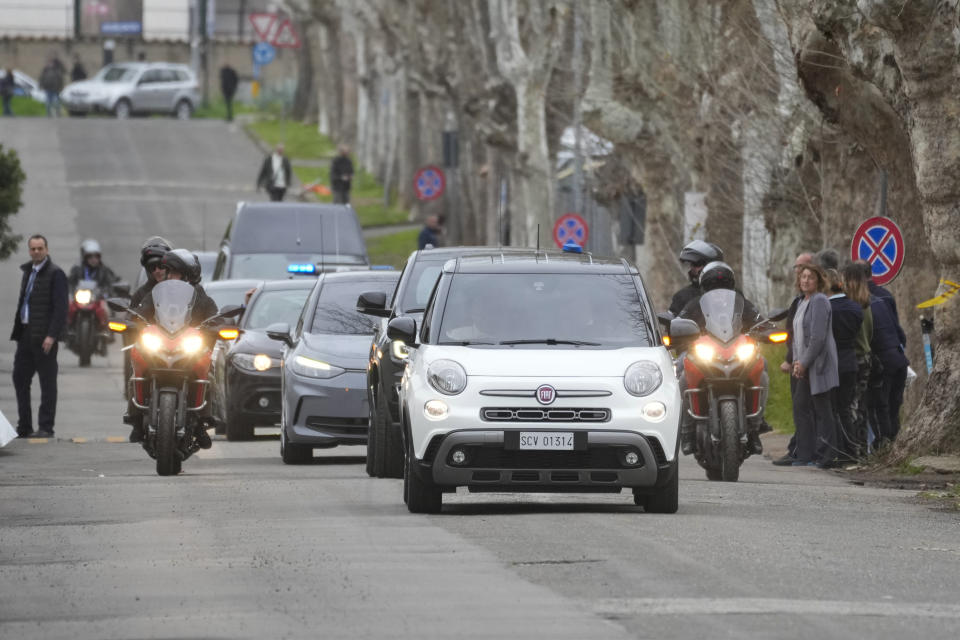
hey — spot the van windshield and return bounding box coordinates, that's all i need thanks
[229,253,366,280]
[230,207,367,259]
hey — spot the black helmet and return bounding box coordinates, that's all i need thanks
[140,236,172,268]
[161,249,202,285]
[80,238,101,258]
[699,261,736,292]
[679,240,724,285]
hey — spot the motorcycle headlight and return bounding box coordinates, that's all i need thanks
[141,330,163,352]
[694,342,716,362]
[736,342,757,362]
[391,340,410,361]
[180,334,204,354]
[291,355,345,379]
[74,289,92,305]
[624,361,662,397]
[427,359,467,395]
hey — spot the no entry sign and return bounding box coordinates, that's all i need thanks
[851,216,904,286]
[553,213,589,249]
[413,166,445,201]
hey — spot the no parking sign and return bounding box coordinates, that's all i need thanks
[851,217,904,286]
[553,213,589,249]
[413,166,445,201]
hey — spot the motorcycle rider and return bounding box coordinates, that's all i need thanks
[676,261,770,456]
[128,249,218,447]
[68,239,119,293]
[669,240,725,316]
[130,236,172,308]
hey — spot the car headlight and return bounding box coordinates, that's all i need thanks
[141,330,164,352]
[624,361,662,397]
[290,355,345,379]
[233,353,278,372]
[694,342,716,362]
[736,342,757,362]
[427,359,467,395]
[180,334,205,354]
[391,340,410,361]
[74,289,92,305]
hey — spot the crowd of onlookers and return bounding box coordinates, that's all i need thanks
[774,250,909,467]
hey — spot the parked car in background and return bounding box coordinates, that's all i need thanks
[60,62,199,119]
[211,279,314,441]
[268,270,400,464]
[213,202,369,281]
[359,246,539,478]
[0,69,46,102]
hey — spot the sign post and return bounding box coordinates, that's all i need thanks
[850,216,905,286]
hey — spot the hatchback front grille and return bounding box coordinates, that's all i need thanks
[465,447,625,469]
[305,416,367,436]
[480,407,610,422]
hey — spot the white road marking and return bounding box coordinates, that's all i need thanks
[593,597,960,619]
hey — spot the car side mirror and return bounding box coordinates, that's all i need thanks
[107,297,131,313]
[357,291,390,317]
[112,281,131,297]
[657,311,674,330]
[218,305,244,319]
[386,317,417,345]
[668,318,701,346]
[266,322,293,347]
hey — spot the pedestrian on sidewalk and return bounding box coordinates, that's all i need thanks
[841,262,873,456]
[0,68,15,117]
[11,235,68,438]
[70,54,87,82]
[219,64,238,122]
[826,268,863,460]
[256,143,292,202]
[39,56,64,118]
[418,215,444,250]
[330,145,354,204]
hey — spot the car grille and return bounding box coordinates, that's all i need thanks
[463,447,626,469]
[305,416,367,436]
[480,407,610,422]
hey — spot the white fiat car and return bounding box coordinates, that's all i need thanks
[389,253,681,514]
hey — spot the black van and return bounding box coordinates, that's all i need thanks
[213,202,368,280]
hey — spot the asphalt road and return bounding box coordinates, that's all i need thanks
[1,119,959,640]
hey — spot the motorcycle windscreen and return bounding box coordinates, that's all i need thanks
[150,280,196,334]
[76,278,97,290]
[699,289,743,343]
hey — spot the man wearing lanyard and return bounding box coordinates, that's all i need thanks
[11,235,68,438]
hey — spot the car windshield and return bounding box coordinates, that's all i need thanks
[100,66,136,83]
[205,283,256,311]
[436,273,653,347]
[397,260,445,313]
[244,288,310,330]
[310,280,396,335]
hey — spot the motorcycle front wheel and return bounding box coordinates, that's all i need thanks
[156,391,182,476]
[77,316,93,367]
[719,399,741,482]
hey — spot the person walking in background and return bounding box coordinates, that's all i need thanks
[772,251,814,466]
[330,145,354,204]
[219,64,238,122]
[257,143,292,202]
[788,263,840,468]
[39,57,64,118]
[70,54,87,82]
[418,215,443,250]
[11,235,68,438]
[0,68,15,116]
[841,262,873,457]
[826,268,863,461]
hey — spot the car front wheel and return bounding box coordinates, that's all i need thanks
[175,100,192,120]
[404,440,442,514]
[114,99,131,119]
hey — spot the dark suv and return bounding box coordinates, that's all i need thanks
[357,247,548,478]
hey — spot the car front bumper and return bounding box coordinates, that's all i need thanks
[286,370,368,446]
[226,366,282,426]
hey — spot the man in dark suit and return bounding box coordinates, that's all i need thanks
[219,64,238,122]
[11,235,68,438]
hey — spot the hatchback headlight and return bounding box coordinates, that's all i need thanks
[74,289,92,305]
[234,353,278,372]
[624,361,662,397]
[427,359,467,395]
[290,355,345,379]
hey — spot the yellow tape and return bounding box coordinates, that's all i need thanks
[916,280,960,309]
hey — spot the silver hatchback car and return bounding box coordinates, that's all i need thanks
[60,62,199,119]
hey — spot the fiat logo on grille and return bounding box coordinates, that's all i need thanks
[536,384,556,405]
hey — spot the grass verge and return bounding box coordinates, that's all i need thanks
[761,343,794,434]
[247,119,336,159]
[919,484,960,510]
[367,229,419,269]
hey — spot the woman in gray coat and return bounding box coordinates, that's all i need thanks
[788,263,840,467]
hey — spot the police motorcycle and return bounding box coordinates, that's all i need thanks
[108,280,241,476]
[68,279,129,367]
[665,290,787,482]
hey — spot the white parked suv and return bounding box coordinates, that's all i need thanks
[60,62,199,119]
[388,252,681,514]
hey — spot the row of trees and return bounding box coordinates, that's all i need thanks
[275,0,957,460]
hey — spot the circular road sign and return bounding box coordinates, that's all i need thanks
[252,41,276,66]
[413,166,445,201]
[553,213,589,249]
[851,216,905,286]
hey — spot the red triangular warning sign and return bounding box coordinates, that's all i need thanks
[272,20,301,49]
[249,13,276,41]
